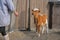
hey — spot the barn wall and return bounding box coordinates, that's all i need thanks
[6,0,18,31]
[52,4,60,29]
[10,0,49,31]
[15,0,28,30]
[9,0,60,31]
[11,0,17,30]
[48,0,60,29]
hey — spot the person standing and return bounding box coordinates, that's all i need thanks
[0,0,18,40]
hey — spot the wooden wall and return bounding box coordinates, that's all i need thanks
[10,0,49,31]
[52,4,60,29]
[15,0,28,30]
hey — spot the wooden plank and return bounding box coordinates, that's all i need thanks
[15,0,27,30]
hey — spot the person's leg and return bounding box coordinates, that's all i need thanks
[3,34,9,40]
[0,26,9,40]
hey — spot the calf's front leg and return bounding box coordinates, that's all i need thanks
[36,25,41,37]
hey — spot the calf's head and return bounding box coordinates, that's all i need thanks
[32,8,40,18]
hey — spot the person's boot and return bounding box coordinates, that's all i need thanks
[3,34,9,40]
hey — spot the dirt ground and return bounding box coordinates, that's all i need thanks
[0,28,60,40]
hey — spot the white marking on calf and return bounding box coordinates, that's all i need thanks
[39,13,43,16]
[33,8,39,11]
[46,19,49,33]
[42,19,49,34]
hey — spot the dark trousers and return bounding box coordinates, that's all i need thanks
[0,26,6,36]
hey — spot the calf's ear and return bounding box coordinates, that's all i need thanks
[32,10,33,15]
[38,10,40,12]
[32,10,33,11]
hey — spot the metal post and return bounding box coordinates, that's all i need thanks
[48,2,54,29]
[27,0,31,31]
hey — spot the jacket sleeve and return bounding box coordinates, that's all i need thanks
[6,0,15,12]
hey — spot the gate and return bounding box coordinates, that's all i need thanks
[48,0,60,29]
[48,1,60,40]
[53,2,60,29]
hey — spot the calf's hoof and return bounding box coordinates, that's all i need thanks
[38,34,40,37]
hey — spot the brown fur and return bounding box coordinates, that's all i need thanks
[32,10,47,34]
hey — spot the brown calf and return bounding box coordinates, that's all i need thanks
[32,8,48,37]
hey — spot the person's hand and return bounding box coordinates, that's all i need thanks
[14,11,18,17]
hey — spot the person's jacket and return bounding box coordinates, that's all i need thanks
[0,0,15,26]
